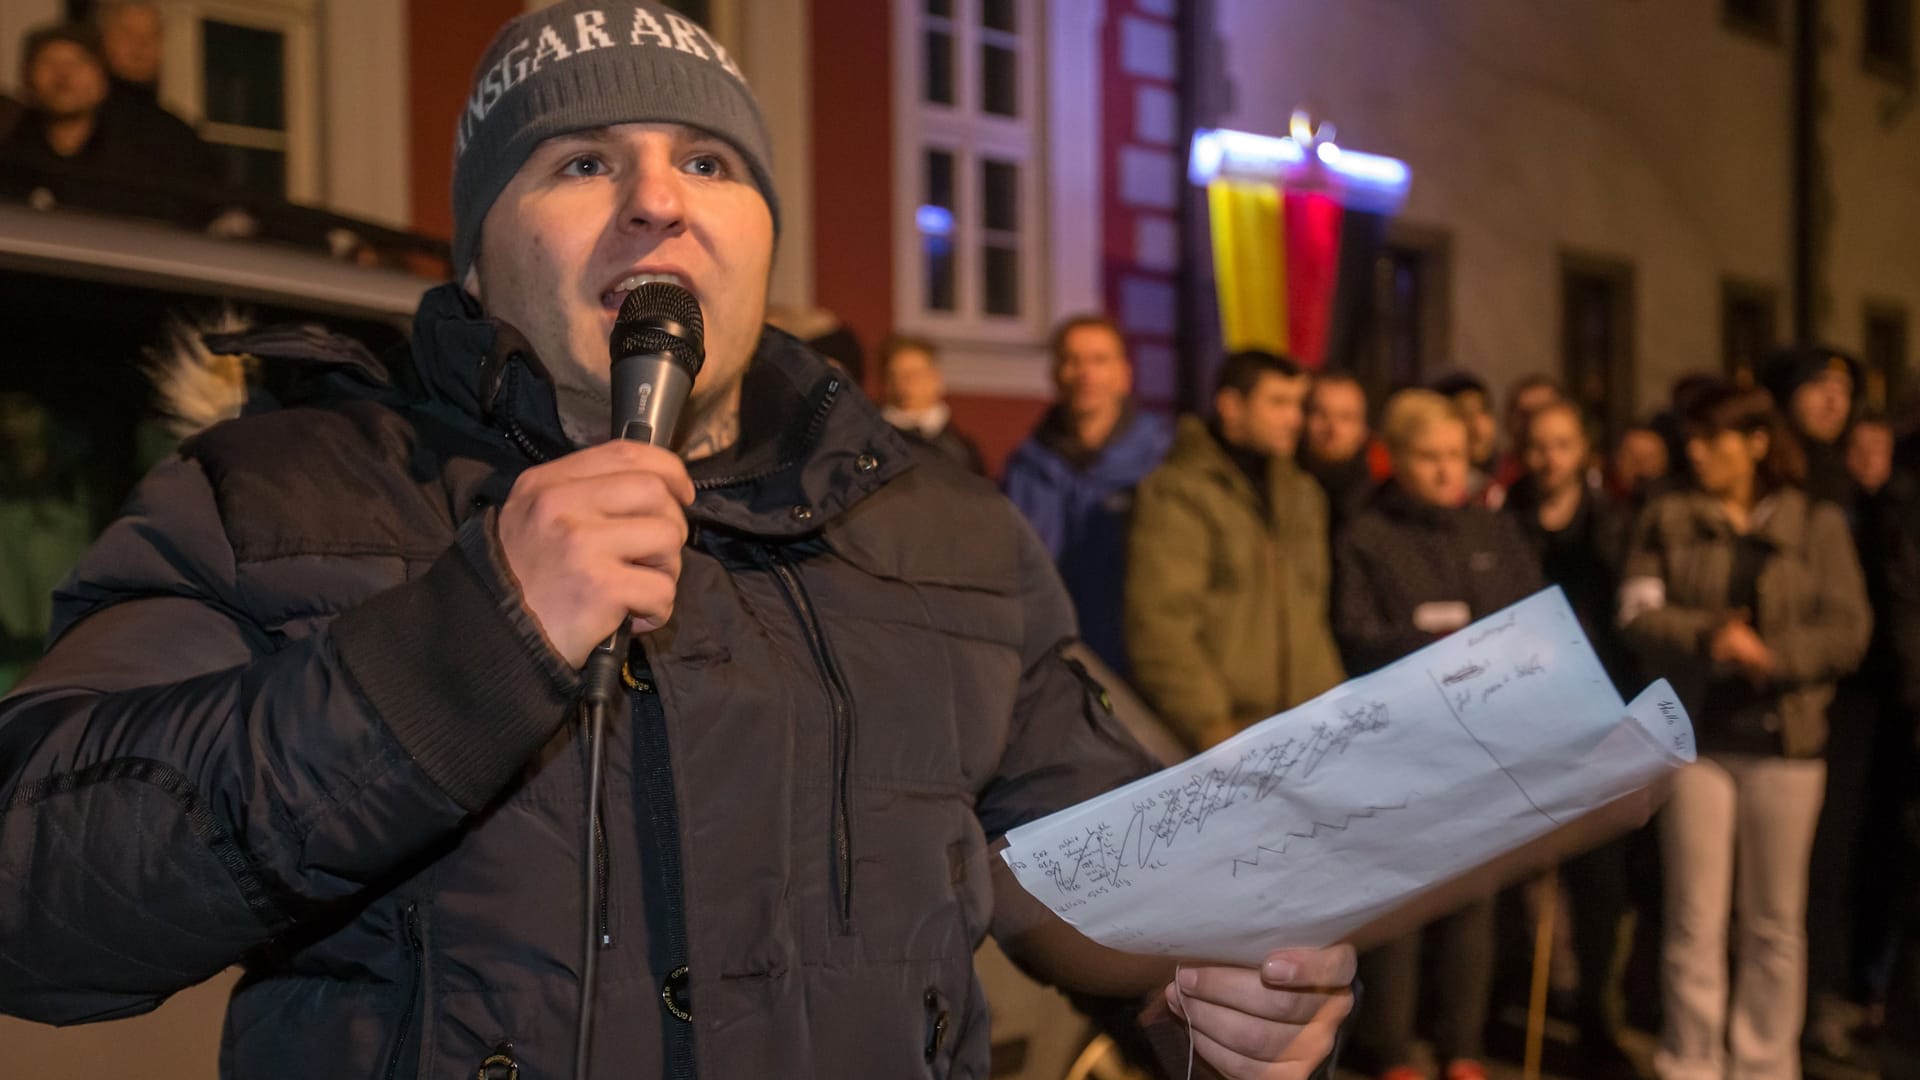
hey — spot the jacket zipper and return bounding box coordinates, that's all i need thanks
[693,378,841,492]
[495,365,552,464]
[579,703,614,950]
[763,550,857,930]
[383,902,425,1080]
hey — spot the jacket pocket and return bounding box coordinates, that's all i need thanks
[382,902,431,1080]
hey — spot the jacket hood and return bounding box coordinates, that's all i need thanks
[147,311,396,441]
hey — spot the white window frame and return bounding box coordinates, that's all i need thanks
[892,0,1048,348]
[156,0,321,204]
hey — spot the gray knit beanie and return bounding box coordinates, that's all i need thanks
[450,0,778,276]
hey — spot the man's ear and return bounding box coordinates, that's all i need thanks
[1214,388,1241,430]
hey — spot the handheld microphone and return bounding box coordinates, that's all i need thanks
[608,282,706,448]
[579,282,705,711]
[576,282,703,1080]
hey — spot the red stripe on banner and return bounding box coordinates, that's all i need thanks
[1282,192,1343,367]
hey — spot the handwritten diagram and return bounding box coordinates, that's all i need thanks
[1000,587,1696,964]
[1011,703,1393,904]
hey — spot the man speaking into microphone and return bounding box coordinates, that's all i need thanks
[0,4,1353,1078]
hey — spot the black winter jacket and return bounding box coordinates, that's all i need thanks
[1502,480,1637,694]
[1332,483,1546,676]
[0,284,1160,1079]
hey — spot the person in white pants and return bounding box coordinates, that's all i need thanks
[1618,381,1869,1079]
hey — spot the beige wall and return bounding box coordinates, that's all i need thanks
[1209,0,1920,417]
[0,970,236,1080]
[1824,2,1920,369]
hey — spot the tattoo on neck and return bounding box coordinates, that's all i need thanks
[679,409,741,462]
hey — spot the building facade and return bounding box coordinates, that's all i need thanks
[5,0,1916,450]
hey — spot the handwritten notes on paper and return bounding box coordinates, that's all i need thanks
[999,587,1694,965]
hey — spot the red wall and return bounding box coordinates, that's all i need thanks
[808,0,895,373]
[407,0,523,241]
[949,393,1048,478]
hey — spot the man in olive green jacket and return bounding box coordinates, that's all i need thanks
[1125,351,1346,750]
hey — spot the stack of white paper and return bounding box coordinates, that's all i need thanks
[1000,587,1694,965]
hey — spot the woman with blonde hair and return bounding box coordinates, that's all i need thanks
[1334,389,1543,1080]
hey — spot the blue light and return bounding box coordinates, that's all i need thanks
[917,204,954,236]
[1188,125,1411,212]
[1316,141,1411,188]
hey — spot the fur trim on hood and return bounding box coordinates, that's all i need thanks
[144,311,255,441]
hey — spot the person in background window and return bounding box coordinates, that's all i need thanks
[1503,399,1642,1074]
[0,392,94,694]
[0,24,117,196]
[1429,372,1499,506]
[1618,381,1868,1080]
[0,21,208,225]
[1125,351,1344,752]
[1302,369,1376,539]
[877,335,984,475]
[92,1,218,185]
[1003,314,1172,678]
[1333,389,1543,1080]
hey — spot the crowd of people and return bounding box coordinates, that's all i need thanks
[1,5,1916,1078]
[881,316,1919,1080]
[1,4,444,265]
[1,7,231,227]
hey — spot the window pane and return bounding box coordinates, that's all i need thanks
[211,144,286,198]
[202,21,285,130]
[1865,0,1913,69]
[1375,247,1426,392]
[924,30,954,105]
[925,236,956,312]
[1561,265,1633,444]
[926,149,955,210]
[1865,309,1908,407]
[1720,287,1776,384]
[984,244,1019,316]
[981,44,1017,117]
[923,149,957,313]
[983,0,1017,33]
[1723,0,1778,35]
[982,159,1018,233]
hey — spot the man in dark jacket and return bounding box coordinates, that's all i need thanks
[1502,400,1641,1072]
[0,21,208,224]
[0,4,1354,1078]
[1301,369,1374,540]
[1003,314,1173,677]
[92,2,220,186]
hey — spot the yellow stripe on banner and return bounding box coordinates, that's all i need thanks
[1207,181,1287,355]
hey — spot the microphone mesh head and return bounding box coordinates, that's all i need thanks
[612,282,705,374]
